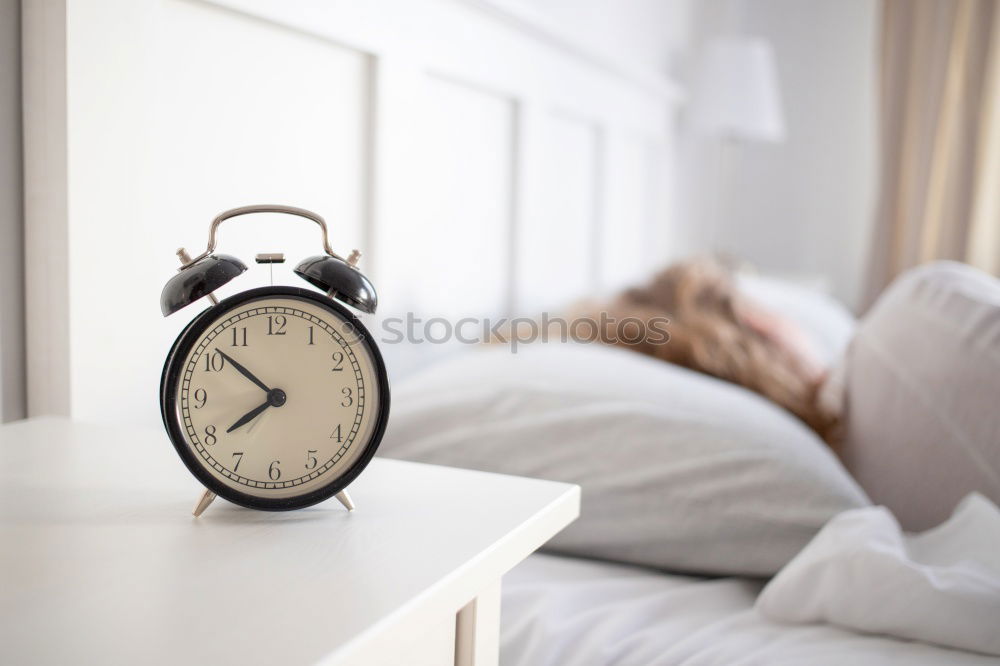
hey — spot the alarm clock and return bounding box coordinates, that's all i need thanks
[159,205,390,516]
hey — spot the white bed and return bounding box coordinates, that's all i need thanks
[383,341,1000,666]
[501,554,998,666]
[382,263,1000,666]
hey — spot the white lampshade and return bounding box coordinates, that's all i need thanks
[691,36,786,142]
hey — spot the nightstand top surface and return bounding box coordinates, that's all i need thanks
[0,418,579,665]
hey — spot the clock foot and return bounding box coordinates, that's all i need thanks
[335,490,355,512]
[192,489,217,517]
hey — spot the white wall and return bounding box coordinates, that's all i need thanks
[678,0,879,310]
[0,0,25,422]
[23,0,677,425]
[530,0,691,73]
[18,0,879,425]
[532,0,880,310]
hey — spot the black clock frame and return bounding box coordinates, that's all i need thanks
[159,285,391,511]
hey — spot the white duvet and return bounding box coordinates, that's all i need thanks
[757,492,1000,656]
[502,554,999,666]
[502,495,1000,665]
[500,494,1000,666]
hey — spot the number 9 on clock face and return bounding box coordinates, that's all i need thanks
[160,286,390,511]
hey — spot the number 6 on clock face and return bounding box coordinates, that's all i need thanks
[160,286,390,511]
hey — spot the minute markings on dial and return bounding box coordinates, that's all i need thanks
[180,304,368,489]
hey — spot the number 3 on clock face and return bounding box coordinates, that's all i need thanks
[160,286,390,511]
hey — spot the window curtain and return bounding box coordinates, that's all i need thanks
[865,0,1000,308]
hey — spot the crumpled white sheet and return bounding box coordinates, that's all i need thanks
[501,553,997,666]
[756,492,1000,656]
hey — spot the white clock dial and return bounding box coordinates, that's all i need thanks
[172,295,383,500]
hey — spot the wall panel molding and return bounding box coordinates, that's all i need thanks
[22,0,70,417]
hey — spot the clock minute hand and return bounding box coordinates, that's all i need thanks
[215,349,271,393]
[227,399,271,433]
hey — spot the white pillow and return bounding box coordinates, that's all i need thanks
[379,343,869,576]
[835,261,1000,530]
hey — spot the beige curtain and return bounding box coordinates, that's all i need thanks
[865,0,1000,307]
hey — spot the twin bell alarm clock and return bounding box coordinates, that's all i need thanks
[159,205,390,516]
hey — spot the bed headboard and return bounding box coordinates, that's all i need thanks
[23,0,680,424]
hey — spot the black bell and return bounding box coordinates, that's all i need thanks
[295,255,378,314]
[160,254,247,316]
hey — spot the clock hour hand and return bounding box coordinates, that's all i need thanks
[227,399,271,433]
[226,388,287,433]
[215,349,271,393]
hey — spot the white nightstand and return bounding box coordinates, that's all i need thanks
[0,418,579,665]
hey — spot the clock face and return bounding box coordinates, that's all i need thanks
[161,287,389,510]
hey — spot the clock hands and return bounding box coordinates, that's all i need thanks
[226,388,287,433]
[215,348,271,393]
[214,348,288,434]
[227,399,271,433]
